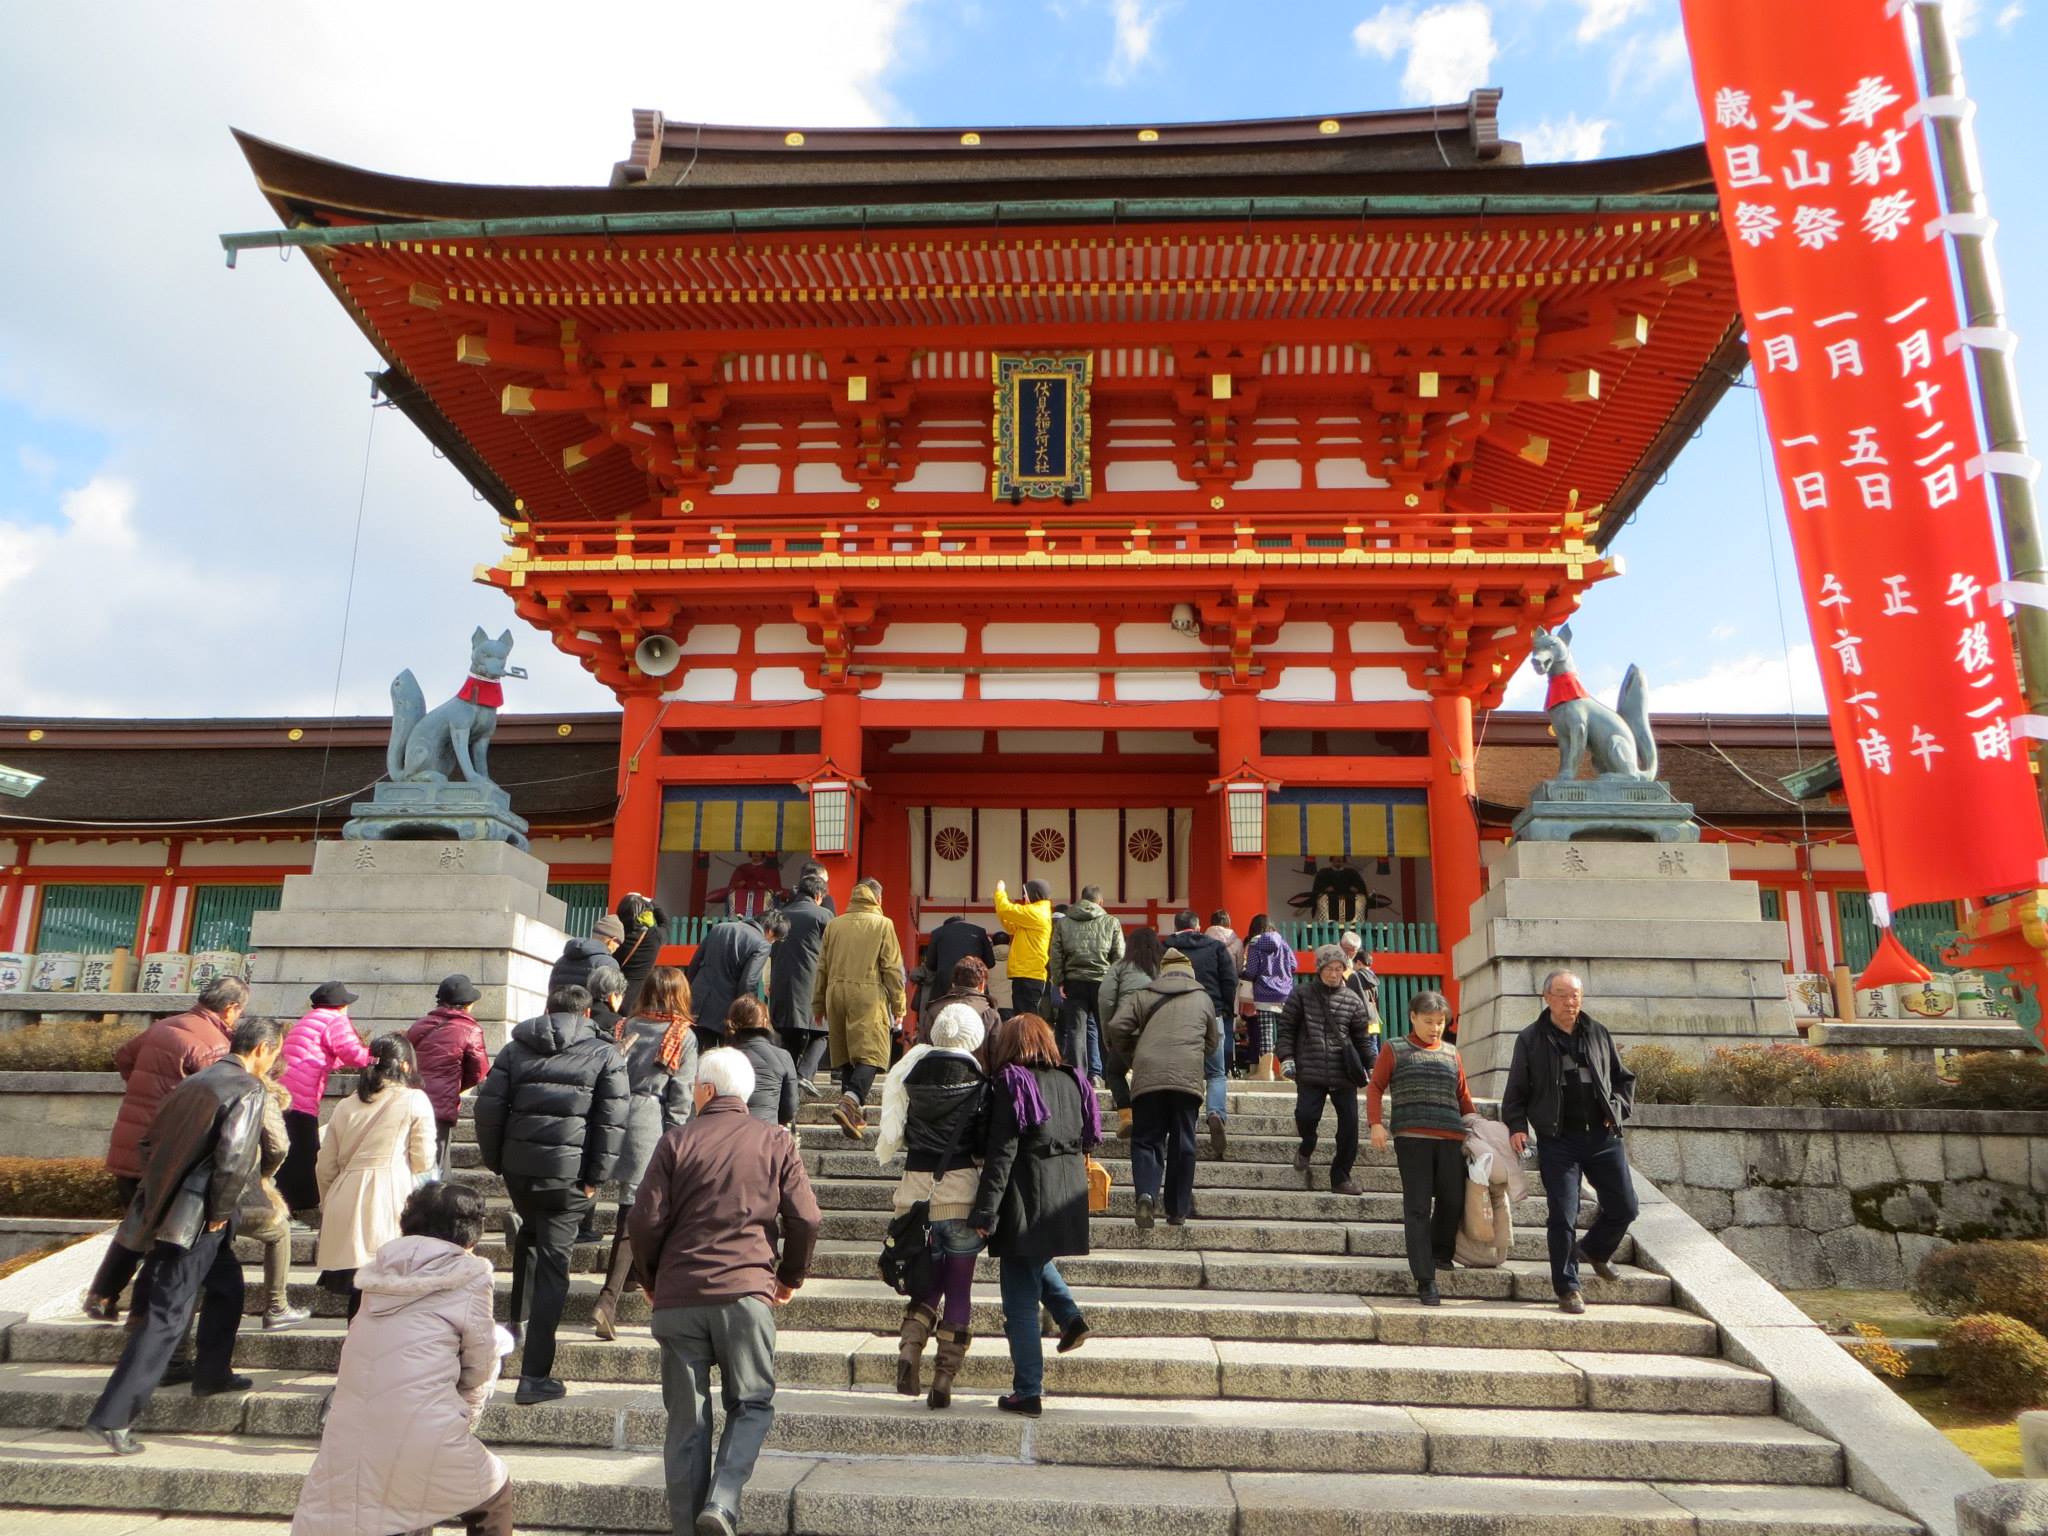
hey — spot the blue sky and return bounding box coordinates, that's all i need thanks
[0,0,2037,718]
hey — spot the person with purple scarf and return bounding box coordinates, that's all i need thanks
[969,1011,1098,1417]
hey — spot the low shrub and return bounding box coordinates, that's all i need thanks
[1948,1051,2048,1112]
[0,1156,124,1219]
[0,1020,143,1073]
[1912,1239,2048,1335]
[1623,1045,1702,1105]
[1936,1312,2048,1413]
[1845,1321,1909,1380]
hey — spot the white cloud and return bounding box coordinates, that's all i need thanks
[1520,113,1613,162]
[1105,0,1167,83]
[1573,0,1648,42]
[1709,623,1738,643]
[1646,645,1825,714]
[1947,0,1985,33]
[0,1,916,717]
[1607,23,1690,96]
[1353,2,1500,104]
[1998,1,2025,27]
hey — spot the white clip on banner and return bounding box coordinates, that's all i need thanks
[1906,95,1976,126]
[2011,716,2048,743]
[1945,327,2019,356]
[1969,452,2044,484]
[1991,580,2048,611]
[1924,211,1995,241]
[1870,892,1893,927]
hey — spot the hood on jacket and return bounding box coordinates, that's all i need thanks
[1065,899,1109,922]
[559,936,611,963]
[1143,968,1206,997]
[1166,930,1223,955]
[848,885,883,915]
[357,1234,494,1314]
[512,1011,595,1055]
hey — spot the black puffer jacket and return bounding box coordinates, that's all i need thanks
[547,937,615,997]
[613,894,669,1010]
[902,1051,987,1175]
[472,1010,630,1191]
[1277,981,1378,1090]
[1162,929,1238,1017]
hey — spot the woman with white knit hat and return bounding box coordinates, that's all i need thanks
[877,1001,989,1408]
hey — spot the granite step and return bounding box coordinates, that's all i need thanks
[0,1365,1837,1483]
[4,1315,1741,1399]
[0,1435,1915,1535]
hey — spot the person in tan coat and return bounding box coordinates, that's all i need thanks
[811,877,906,1141]
[315,1034,436,1317]
[292,1181,512,1536]
[237,1073,311,1331]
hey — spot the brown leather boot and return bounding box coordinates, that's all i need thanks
[1116,1107,1133,1140]
[895,1302,938,1396]
[591,1229,636,1341]
[927,1326,971,1410]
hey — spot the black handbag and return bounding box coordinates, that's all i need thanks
[875,1081,978,1298]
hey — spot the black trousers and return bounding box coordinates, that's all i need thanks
[1129,1090,1201,1220]
[840,1061,878,1104]
[277,1109,322,1213]
[86,1176,144,1305]
[504,1177,590,1381]
[88,1223,244,1431]
[1057,979,1100,1073]
[1293,1081,1360,1183]
[1394,1136,1466,1285]
[783,1028,830,1083]
[1537,1129,1640,1295]
[1010,977,1047,1020]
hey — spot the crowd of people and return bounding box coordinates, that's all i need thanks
[71,863,1638,1535]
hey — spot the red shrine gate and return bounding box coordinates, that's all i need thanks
[235,95,1745,1004]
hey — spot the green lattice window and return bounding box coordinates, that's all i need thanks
[35,884,143,953]
[188,885,283,953]
[548,882,611,938]
[1759,888,1783,922]
[1836,892,1961,974]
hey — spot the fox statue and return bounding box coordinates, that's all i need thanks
[1527,624,1659,783]
[386,627,529,789]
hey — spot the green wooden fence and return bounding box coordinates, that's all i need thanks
[1835,891,1962,976]
[188,885,283,953]
[547,883,612,939]
[1280,920,1438,954]
[35,884,143,953]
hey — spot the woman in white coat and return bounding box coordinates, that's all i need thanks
[293,1181,512,1536]
[315,1033,436,1318]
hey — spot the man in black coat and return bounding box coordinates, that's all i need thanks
[1276,945,1378,1197]
[1500,969,1639,1314]
[688,915,772,1050]
[918,914,997,1013]
[769,871,835,1094]
[85,1015,283,1454]
[474,984,630,1403]
[612,892,668,1013]
[549,913,625,995]
[1162,909,1239,1160]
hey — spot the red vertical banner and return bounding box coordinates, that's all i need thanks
[1680,0,2047,962]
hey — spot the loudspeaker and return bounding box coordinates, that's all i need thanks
[633,634,682,677]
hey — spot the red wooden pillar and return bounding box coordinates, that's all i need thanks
[0,842,27,951]
[819,687,864,913]
[608,692,665,909]
[1214,689,1268,933]
[1427,691,1482,1011]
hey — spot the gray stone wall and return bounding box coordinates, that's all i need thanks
[1628,1104,2048,1289]
[0,1073,352,1161]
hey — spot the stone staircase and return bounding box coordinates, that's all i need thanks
[0,1083,1929,1534]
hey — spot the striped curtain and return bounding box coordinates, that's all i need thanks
[660,788,812,853]
[1266,791,1430,860]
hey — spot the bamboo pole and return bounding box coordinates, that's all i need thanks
[1906,0,2048,819]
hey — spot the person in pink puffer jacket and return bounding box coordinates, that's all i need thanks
[275,982,371,1218]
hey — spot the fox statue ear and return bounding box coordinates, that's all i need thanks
[497,629,513,647]
[471,625,489,646]
[1531,625,1550,643]
[1556,623,1574,646]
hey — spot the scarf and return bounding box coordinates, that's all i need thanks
[630,1010,694,1071]
[996,1062,1101,1147]
[1543,671,1589,709]
[456,674,504,707]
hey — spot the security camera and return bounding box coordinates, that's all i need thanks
[1169,603,1198,636]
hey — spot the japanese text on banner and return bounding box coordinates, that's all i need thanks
[1680,0,2046,911]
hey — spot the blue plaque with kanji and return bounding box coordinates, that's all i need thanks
[992,353,1091,500]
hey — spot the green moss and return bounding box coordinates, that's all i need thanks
[1785,1288,1944,1340]
[1892,1381,2026,1477]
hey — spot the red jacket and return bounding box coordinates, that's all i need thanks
[106,1006,234,1179]
[406,1006,490,1123]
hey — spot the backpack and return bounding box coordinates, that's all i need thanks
[1245,934,1295,996]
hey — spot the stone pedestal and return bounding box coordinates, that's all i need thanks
[1454,841,1797,1094]
[1510,776,1698,843]
[343,781,530,850]
[247,841,567,1049]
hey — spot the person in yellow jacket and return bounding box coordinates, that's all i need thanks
[992,879,1054,1020]
[813,878,908,1140]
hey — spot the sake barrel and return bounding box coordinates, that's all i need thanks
[29,952,82,992]
[140,953,191,993]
